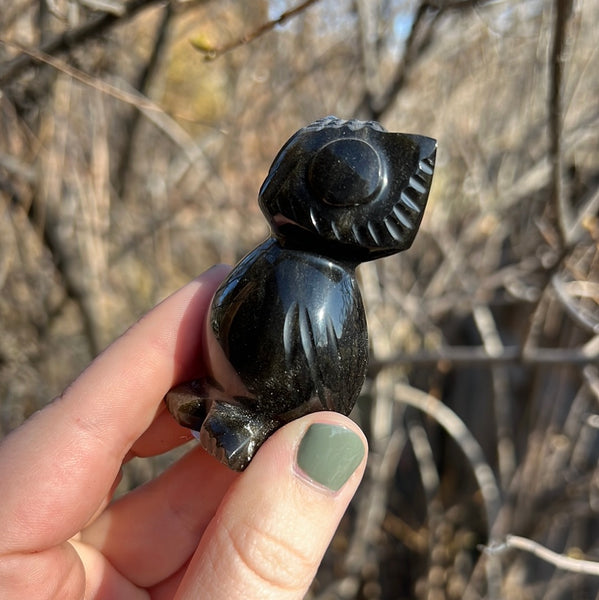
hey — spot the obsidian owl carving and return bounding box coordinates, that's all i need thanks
[166,116,436,471]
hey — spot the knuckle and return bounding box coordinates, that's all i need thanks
[224,519,317,594]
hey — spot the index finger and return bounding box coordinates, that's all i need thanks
[0,265,229,554]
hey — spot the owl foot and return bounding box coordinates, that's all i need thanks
[164,379,210,432]
[165,379,277,471]
[200,401,278,471]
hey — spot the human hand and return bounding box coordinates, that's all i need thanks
[0,265,367,600]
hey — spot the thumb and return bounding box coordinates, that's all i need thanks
[176,412,367,600]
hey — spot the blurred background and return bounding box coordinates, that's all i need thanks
[1,0,598,598]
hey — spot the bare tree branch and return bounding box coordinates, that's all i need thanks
[0,39,208,167]
[485,535,599,576]
[392,383,501,531]
[356,1,440,120]
[191,0,322,61]
[0,0,165,86]
[115,1,174,196]
[78,0,126,16]
[473,305,517,489]
[369,345,599,374]
[25,191,102,357]
[552,273,599,334]
[548,0,575,245]
[355,0,381,115]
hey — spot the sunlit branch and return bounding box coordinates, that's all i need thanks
[485,535,599,576]
[191,0,322,61]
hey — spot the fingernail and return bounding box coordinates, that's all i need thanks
[296,424,365,491]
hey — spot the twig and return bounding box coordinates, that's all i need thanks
[567,185,599,247]
[192,0,321,60]
[484,535,599,576]
[356,0,438,120]
[0,0,165,86]
[406,415,448,599]
[0,39,207,167]
[356,0,381,112]
[368,345,599,374]
[0,152,37,183]
[473,305,516,490]
[115,1,174,196]
[520,253,569,362]
[552,273,599,334]
[78,0,126,15]
[582,363,599,401]
[548,0,574,245]
[393,383,501,531]
[0,39,159,111]
[407,416,440,499]
[27,191,102,358]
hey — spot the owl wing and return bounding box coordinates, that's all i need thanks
[281,279,367,414]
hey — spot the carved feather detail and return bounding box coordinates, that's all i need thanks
[283,297,346,405]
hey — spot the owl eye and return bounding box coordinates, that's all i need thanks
[307,138,382,207]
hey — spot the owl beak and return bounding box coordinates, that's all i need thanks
[403,134,437,163]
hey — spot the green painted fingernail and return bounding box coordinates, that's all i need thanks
[296,424,365,491]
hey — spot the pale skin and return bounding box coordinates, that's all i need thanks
[0,265,368,600]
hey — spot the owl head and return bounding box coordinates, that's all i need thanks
[258,116,436,263]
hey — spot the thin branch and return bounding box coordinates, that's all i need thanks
[0,152,37,183]
[548,0,574,245]
[0,39,159,110]
[1,0,38,32]
[78,0,126,15]
[0,0,165,86]
[26,192,102,358]
[368,345,599,374]
[356,1,438,120]
[552,273,599,334]
[567,185,599,244]
[473,305,517,490]
[407,416,440,499]
[115,1,174,196]
[356,0,491,120]
[191,0,321,61]
[582,363,599,401]
[392,383,501,531]
[520,251,569,359]
[0,40,207,166]
[484,535,599,576]
[355,0,381,112]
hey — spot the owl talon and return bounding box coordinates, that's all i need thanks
[165,380,277,470]
[164,380,209,432]
[200,401,278,471]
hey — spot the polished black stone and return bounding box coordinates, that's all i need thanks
[308,138,382,206]
[166,116,436,471]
